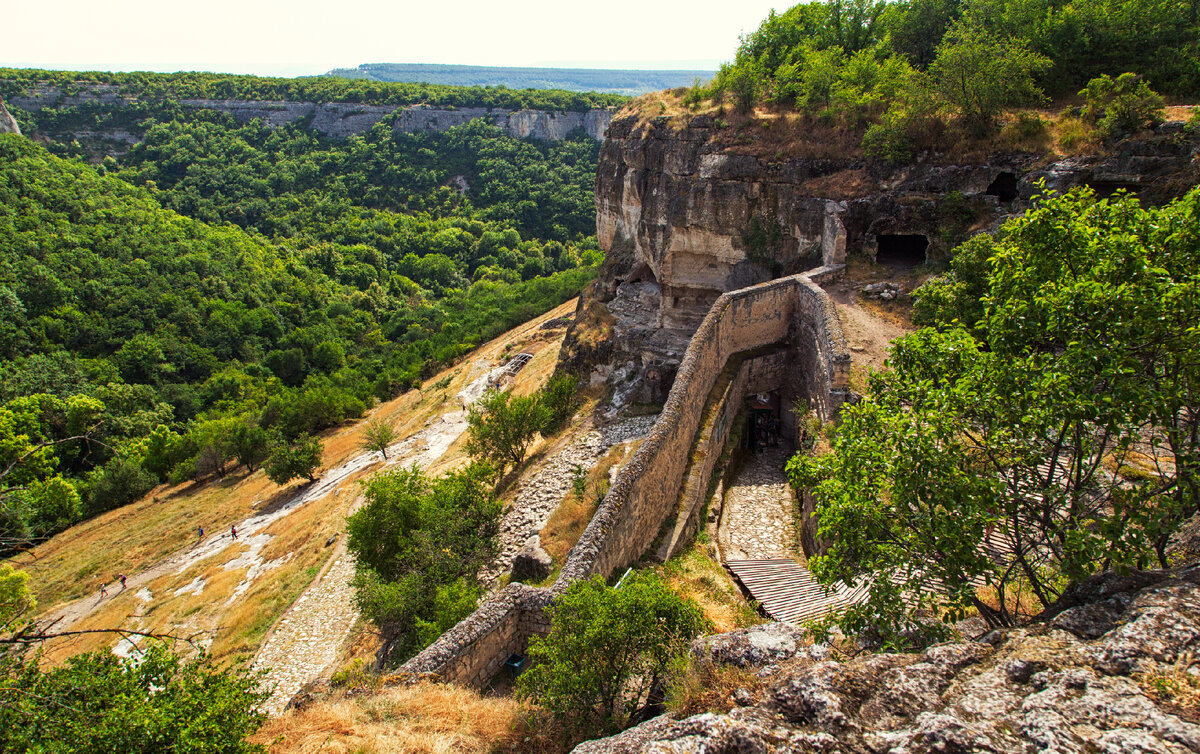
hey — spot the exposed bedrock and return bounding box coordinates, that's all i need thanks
[5,84,612,142]
[575,564,1200,753]
[561,110,1199,405]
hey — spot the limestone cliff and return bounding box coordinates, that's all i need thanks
[0,99,20,135]
[577,564,1200,753]
[561,109,1199,405]
[5,84,612,142]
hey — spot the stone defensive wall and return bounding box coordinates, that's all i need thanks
[400,267,849,686]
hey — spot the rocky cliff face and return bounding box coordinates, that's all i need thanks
[561,110,1199,405]
[0,99,20,135]
[5,84,612,142]
[577,564,1200,753]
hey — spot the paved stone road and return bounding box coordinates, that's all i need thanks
[252,548,359,715]
[721,445,797,560]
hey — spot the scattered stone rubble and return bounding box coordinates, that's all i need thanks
[482,414,658,584]
[861,282,901,301]
[576,564,1200,753]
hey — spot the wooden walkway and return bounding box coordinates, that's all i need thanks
[726,559,868,624]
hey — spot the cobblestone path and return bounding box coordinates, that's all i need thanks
[252,548,359,715]
[721,445,797,560]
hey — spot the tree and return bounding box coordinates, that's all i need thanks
[229,420,269,472]
[928,26,1050,133]
[792,186,1200,647]
[264,433,322,485]
[465,388,549,476]
[539,373,579,436]
[346,463,500,662]
[0,644,267,754]
[516,572,707,744]
[360,419,397,460]
[1080,72,1166,137]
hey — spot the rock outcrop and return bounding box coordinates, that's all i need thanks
[561,110,1200,405]
[0,99,20,135]
[576,564,1200,753]
[5,84,612,142]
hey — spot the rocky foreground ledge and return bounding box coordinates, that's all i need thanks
[577,565,1200,753]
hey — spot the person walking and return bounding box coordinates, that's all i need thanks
[99,583,108,598]
[198,524,204,540]
[231,523,238,540]
[117,573,127,590]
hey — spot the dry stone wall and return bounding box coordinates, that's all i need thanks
[400,268,848,685]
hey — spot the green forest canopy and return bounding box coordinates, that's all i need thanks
[0,67,627,111]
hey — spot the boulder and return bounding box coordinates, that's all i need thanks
[574,564,1200,753]
[510,535,553,583]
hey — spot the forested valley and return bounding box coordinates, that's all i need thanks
[0,71,611,555]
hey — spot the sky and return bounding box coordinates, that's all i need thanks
[5,0,787,77]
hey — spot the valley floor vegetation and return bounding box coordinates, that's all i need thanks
[0,65,606,554]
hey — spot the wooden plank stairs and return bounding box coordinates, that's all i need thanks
[726,559,868,624]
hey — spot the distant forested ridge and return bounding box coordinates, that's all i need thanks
[0,68,627,111]
[0,67,607,552]
[327,63,714,96]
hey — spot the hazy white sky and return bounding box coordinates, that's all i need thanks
[5,0,786,77]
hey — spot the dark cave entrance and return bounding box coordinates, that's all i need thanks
[986,171,1019,203]
[876,234,928,268]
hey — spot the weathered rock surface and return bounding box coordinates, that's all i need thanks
[4,83,612,142]
[0,99,19,135]
[575,564,1200,753]
[511,535,553,583]
[561,110,1200,404]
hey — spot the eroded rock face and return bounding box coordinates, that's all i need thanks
[4,84,612,142]
[574,565,1200,753]
[0,99,19,135]
[562,110,1199,405]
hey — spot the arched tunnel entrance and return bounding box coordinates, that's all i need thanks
[876,234,929,268]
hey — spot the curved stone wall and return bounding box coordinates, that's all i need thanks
[400,267,848,685]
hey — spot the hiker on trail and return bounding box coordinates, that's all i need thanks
[117,573,126,590]
[231,524,238,540]
[99,583,108,598]
[198,524,204,539]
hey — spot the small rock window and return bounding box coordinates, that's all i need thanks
[876,234,928,268]
[986,171,1019,203]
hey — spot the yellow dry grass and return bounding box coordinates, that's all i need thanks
[538,442,634,569]
[251,682,538,754]
[660,541,761,634]
[9,298,579,669]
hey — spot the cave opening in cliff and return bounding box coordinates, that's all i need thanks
[876,234,928,268]
[986,171,1019,203]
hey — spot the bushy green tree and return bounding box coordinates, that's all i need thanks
[346,463,500,662]
[516,572,707,744]
[466,388,549,476]
[928,26,1050,134]
[792,186,1200,647]
[264,433,322,485]
[1080,72,1166,137]
[0,644,266,754]
[539,373,580,436]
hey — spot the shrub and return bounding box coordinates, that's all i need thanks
[264,433,322,485]
[1080,73,1165,137]
[85,457,156,515]
[466,388,549,476]
[516,572,707,745]
[539,373,579,435]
